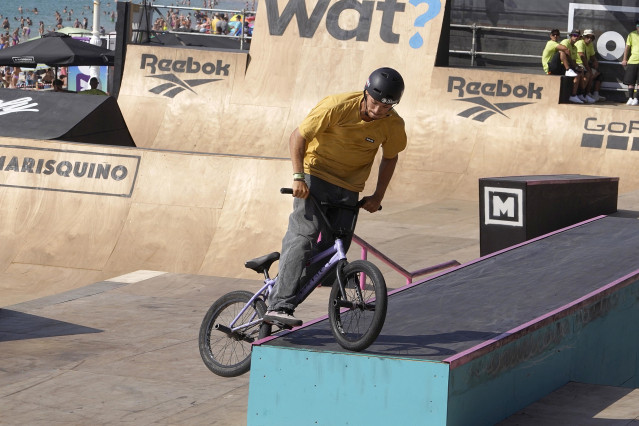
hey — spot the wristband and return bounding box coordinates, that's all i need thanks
[293,172,305,181]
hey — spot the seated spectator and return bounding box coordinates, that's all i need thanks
[560,30,593,103]
[52,78,72,92]
[576,29,605,102]
[42,68,54,84]
[541,29,585,104]
[216,14,228,35]
[211,14,220,34]
[79,77,108,95]
[25,70,34,87]
[199,15,210,33]
[228,16,241,36]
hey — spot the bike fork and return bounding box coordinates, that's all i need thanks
[335,259,348,300]
[334,260,365,309]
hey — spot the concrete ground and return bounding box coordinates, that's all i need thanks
[1,196,638,425]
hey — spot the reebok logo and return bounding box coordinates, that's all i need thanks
[140,54,230,97]
[448,76,542,122]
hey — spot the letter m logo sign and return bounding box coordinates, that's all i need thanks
[484,187,523,226]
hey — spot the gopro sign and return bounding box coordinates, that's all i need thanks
[484,187,523,227]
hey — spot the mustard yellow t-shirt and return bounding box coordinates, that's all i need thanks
[299,92,407,192]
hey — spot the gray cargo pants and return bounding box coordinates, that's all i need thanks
[267,175,358,312]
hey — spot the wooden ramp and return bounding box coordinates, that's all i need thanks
[2,0,639,303]
[116,0,639,200]
[0,138,292,307]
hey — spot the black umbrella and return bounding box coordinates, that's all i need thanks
[0,32,114,68]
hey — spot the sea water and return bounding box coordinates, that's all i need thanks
[0,0,253,38]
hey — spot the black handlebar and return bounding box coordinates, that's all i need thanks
[280,188,381,211]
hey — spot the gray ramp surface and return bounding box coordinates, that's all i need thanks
[263,216,639,360]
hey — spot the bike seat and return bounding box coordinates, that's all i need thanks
[245,252,280,274]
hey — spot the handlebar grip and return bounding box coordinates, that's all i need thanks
[280,188,293,194]
[357,197,382,211]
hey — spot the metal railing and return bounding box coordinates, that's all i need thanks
[352,234,460,286]
[450,23,628,92]
[449,24,548,66]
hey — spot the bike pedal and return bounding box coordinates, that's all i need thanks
[263,318,293,330]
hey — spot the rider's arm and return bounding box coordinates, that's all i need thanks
[578,52,590,71]
[623,44,630,66]
[290,127,309,199]
[362,155,398,213]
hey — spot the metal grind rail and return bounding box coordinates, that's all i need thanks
[352,234,460,286]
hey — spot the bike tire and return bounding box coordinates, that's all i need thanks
[328,260,387,352]
[199,290,267,377]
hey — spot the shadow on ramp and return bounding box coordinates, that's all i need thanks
[0,309,102,342]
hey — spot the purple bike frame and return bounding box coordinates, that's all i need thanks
[228,238,348,331]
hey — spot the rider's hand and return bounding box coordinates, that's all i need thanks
[292,180,309,198]
[361,195,382,213]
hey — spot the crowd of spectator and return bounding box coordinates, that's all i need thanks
[0,65,68,90]
[152,7,255,37]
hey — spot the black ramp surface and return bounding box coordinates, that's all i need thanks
[262,216,639,360]
[0,89,135,146]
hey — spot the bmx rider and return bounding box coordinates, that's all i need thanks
[263,67,408,327]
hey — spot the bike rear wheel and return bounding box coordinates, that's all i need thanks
[328,260,387,352]
[199,290,267,377]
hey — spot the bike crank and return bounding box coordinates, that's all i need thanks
[214,323,256,343]
[332,299,376,311]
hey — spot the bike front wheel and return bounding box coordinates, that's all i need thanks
[328,260,387,352]
[199,290,267,377]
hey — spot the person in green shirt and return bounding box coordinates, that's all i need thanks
[575,29,605,102]
[79,77,108,96]
[560,29,592,103]
[542,29,575,76]
[542,29,586,103]
[622,19,639,105]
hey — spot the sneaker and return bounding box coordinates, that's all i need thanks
[569,95,584,104]
[585,94,596,104]
[627,98,634,105]
[565,69,578,77]
[632,98,639,106]
[593,93,606,102]
[263,309,303,327]
[577,94,587,102]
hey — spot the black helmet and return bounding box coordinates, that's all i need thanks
[364,67,404,104]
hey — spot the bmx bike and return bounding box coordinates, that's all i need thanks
[198,188,388,377]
